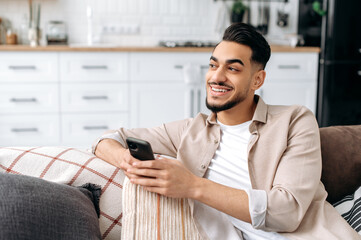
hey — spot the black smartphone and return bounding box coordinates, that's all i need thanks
[126,137,155,161]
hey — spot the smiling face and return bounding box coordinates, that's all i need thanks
[205,41,264,114]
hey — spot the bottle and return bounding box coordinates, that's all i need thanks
[19,14,29,45]
[0,17,4,44]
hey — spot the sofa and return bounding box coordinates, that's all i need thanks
[0,125,360,239]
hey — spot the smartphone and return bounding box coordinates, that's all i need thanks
[126,137,155,161]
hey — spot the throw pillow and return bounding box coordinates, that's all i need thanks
[0,173,101,240]
[0,146,125,240]
[333,186,361,235]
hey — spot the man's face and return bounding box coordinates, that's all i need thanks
[205,41,258,113]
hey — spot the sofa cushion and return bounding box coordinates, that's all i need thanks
[319,125,361,203]
[0,146,125,240]
[333,186,361,235]
[0,173,101,240]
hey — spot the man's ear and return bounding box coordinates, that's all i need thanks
[252,70,266,91]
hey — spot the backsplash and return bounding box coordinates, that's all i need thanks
[0,0,298,46]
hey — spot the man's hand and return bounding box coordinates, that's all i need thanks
[126,156,200,199]
[118,148,148,180]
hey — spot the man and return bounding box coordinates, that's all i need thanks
[93,23,358,239]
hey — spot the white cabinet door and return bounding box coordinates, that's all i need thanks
[61,113,129,148]
[0,83,59,114]
[258,52,319,113]
[130,52,210,82]
[59,52,128,82]
[259,81,317,114]
[60,83,129,113]
[130,83,187,128]
[0,114,60,146]
[265,53,318,81]
[0,52,58,83]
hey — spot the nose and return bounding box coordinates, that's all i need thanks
[208,67,226,83]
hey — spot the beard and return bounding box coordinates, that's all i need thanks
[206,93,247,113]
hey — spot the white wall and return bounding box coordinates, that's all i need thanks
[0,0,298,46]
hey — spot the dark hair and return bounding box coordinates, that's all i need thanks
[222,23,271,69]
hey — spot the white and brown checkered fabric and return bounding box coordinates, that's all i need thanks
[0,146,124,240]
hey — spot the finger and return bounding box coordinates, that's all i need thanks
[127,167,161,178]
[130,177,162,187]
[132,159,167,169]
[119,160,133,171]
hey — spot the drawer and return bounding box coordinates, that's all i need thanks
[265,53,318,81]
[129,52,210,82]
[258,81,317,114]
[0,83,59,113]
[61,113,129,147]
[0,52,58,83]
[0,114,60,146]
[59,52,128,82]
[60,83,128,112]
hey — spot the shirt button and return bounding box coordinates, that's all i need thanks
[201,164,206,169]
[214,139,218,144]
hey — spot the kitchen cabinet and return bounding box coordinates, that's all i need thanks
[0,52,58,83]
[129,52,210,128]
[0,52,60,146]
[0,48,319,147]
[258,52,318,114]
[0,52,130,148]
[59,52,130,148]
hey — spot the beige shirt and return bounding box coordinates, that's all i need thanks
[93,96,359,240]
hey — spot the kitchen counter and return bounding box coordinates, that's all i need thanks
[0,45,320,53]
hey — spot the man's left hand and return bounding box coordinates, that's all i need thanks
[126,156,199,199]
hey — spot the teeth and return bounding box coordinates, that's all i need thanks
[211,87,228,92]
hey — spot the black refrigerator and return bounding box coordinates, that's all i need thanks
[316,0,361,127]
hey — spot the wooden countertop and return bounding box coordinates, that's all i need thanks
[0,44,320,53]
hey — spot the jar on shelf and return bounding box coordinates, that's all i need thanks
[0,17,5,44]
[6,28,17,45]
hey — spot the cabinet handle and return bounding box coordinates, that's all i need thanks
[278,65,300,69]
[82,65,108,70]
[11,128,38,133]
[83,126,109,130]
[10,98,37,102]
[174,65,208,69]
[190,89,194,117]
[197,89,201,113]
[82,96,108,100]
[9,65,37,70]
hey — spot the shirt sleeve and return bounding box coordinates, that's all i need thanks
[91,118,193,156]
[244,188,267,228]
[91,131,126,154]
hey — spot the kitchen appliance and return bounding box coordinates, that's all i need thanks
[46,21,68,45]
[298,0,322,46]
[159,40,217,48]
[317,0,361,126]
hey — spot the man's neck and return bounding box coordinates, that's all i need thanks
[216,97,257,126]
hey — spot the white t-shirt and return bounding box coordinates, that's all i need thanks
[194,120,287,240]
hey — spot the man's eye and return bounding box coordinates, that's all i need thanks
[209,63,216,68]
[229,67,239,72]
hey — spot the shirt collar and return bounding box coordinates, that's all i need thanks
[205,95,268,126]
[252,95,267,124]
